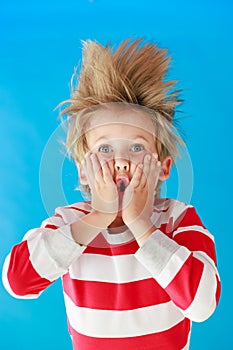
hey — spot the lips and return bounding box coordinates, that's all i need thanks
[115,175,130,192]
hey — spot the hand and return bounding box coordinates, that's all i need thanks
[121,153,161,236]
[81,152,119,224]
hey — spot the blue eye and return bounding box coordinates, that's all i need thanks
[98,145,112,153]
[131,144,144,152]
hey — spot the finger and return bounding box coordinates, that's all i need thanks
[140,154,152,188]
[101,160,114,184]
[81,153,93,185]
[148,155,161,188]
[140,153,160,191]
[130,163,143,188]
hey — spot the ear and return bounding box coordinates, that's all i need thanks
[159,156,172,181]
[76,162,88,185]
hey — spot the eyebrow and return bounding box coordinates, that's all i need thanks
[93,135,153,144]
[93,137,109,144]
[134,136,154,144]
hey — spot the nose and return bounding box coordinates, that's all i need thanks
[114,158,130,172]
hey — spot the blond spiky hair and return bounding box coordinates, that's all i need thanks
[61,37,181,121]
[60,38,184,197]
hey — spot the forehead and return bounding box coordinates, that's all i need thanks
[85,105,156,140]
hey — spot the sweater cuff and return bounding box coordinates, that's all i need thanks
[45,225,86,266]
[135,230,180,278]
[28,225,86,281]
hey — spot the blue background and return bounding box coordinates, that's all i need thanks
[0,0,232,348]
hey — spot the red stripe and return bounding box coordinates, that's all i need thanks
[153,207,169,213]
[65,206,90,215]
[84,233,139,256]
[158,221,174,238]
[174,207,206,230]
[174,230,216,263]
[44,224,59,230]
[7,241,52,296]
[62,274,170,310]
[55,213,62,218]
[165,255,204,310]
[215,275,221,305]
[68,318,191,350]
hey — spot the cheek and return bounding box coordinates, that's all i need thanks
[97,152,113,161]
[104,159,115,176]
[129,153,146,173]
[130,152,146,163]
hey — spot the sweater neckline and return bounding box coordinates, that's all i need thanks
[102,227,135,245]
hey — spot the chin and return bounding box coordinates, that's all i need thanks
[117,210,123,217]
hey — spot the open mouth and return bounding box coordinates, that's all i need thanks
[115,176,130,193]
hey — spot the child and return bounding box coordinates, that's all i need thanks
[2,38,221,350]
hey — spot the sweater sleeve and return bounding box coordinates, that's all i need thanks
[135,205,221,322]
[2,205,87,299]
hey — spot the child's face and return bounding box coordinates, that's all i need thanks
[77,106,172,189]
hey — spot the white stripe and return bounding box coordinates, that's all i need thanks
[2,254,40,299]
[152,200,193,232]
[157,246,191,288]
[27,227,85,281]
[102,229,135,244]
[183,261,217,322]
[170,203,193,222]
[63,292,184,337]
[41,216,65,228]
[193,251,219,279]
[69,253,152,283]
[56,204,90,224]
[173,225,215,241]
[182,341,190,350]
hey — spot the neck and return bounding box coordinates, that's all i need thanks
[107,215,127,234]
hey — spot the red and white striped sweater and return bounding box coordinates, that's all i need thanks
[2,198,221,350]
